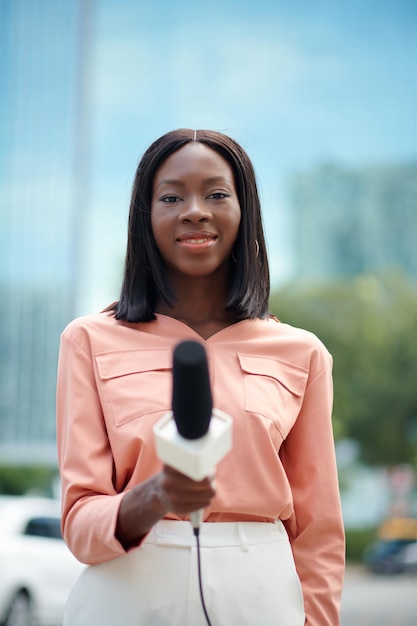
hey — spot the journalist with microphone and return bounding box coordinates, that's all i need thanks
[56,129,345,625]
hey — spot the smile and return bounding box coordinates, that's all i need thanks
[177,233,217,244]
[182,238,212,244]
[176,234,218,252]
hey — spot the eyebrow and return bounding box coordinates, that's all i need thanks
[156,176,232,189]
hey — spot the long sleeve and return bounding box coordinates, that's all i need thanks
[280,349,345,626]
[56,331,127,564]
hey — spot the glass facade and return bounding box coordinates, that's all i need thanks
[292,163,417,281]
[0,0,93,463]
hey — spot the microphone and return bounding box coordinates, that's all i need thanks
[153,340,233,530]
[172,340,212,441]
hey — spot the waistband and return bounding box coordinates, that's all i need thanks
[143,520,288,551]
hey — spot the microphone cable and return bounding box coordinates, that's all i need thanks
[193,526,213,626]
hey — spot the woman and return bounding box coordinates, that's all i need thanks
[57,129,345,625]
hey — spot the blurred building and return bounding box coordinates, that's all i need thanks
[0,0,93,464]
[291,162,417,281]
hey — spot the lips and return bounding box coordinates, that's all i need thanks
[176,232,218,251]
[179,237,214,244]
[177,232,217,244]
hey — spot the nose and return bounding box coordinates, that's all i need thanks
[179,196,211,223]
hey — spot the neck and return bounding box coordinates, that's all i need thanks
[156,274,236,338]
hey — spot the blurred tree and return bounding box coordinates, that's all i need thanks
[0,465,58,496]
[269,269,417,467]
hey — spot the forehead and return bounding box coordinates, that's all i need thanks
[154,143,235,183]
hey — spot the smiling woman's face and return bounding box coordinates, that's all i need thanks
[151,142,241,281]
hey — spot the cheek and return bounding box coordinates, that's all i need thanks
[150,210,167,241]
[150,214,174,261]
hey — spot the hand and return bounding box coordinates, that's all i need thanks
[116,465,216,549]
[156,464,216,517]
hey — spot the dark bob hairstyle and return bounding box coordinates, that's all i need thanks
[110,128,270,322]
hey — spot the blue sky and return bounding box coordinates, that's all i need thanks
[2,0,416,312]
[91,0,417,173]
[80,0,416,308]
[90,0,417,173]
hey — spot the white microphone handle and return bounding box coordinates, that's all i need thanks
[190,508,204,530]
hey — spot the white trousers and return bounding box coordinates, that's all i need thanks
[64,520,305,626]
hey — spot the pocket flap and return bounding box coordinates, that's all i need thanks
[96,349,172,380]
[237,354,308,397]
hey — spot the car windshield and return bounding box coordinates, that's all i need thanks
[24,516,63,539]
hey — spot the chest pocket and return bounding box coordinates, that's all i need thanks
[237,354,309,439]
[95,349,172,427]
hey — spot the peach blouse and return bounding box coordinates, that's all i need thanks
[56,312,345,626]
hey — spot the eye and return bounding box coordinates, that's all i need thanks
[161,195,181,203]
[208,192,230,200]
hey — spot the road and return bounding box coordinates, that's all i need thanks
[341,565,417,626]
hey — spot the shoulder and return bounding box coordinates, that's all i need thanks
[251,315,329,348]
[278,320,332,374]
[274,318,329,351]
[60,312,125,353]
[62,311,116,337]
[60,311,168,357]
[243,316,332,373]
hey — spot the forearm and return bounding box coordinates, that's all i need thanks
[290,515,345,626]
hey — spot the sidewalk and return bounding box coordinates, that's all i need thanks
[341,565,417,626]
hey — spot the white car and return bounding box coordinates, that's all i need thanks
[0,496,84,626]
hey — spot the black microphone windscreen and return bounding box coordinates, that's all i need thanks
[172,340,213,440]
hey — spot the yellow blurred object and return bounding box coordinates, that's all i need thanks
[378,517,417,540]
